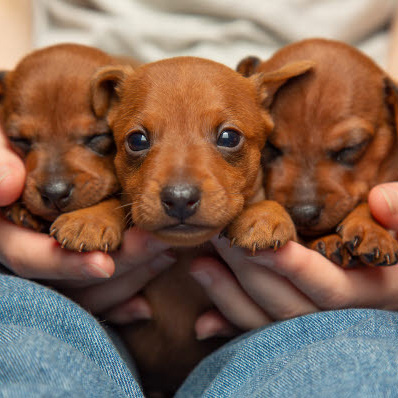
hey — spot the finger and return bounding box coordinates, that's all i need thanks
[246,240,398,309]
[111,227,172,276]
[102,295,152,324]
[195,309,240,340]
[211,237,319,320]
[0,130,25,206]
[369,184,398,230]
[66,251,176,313]
[190,256,272,330]
[0,217,115,280]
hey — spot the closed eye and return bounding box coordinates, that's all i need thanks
[328,140,370,166]
[8,136,32,154]
[85,133,115,156]
[262,140,283,163]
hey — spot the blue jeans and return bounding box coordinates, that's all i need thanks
[1,274,398,397]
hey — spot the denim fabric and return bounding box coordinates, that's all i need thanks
[1,273,398,398]
[0,274,144,397]
[177,309,398,398]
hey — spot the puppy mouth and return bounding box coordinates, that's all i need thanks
[159,223,213,234]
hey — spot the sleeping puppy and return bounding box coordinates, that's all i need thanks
[91,56,313,394]
[238,38,398,267]
[0,44,124,252]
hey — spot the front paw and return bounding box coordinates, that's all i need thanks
[227,200,296,254]
[50,209,123,253]
[337,218,398,266]
[2,203,46,232]
[309,234,357,268]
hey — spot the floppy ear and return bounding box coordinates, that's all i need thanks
[90,65,133,118]
[236,56,262,77]
[0,71,10,102]
[384,76,398,133]
[250,60,315,108]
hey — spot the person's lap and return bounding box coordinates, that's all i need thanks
[1,272,398,398]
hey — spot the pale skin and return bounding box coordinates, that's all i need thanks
[2,0,398,337]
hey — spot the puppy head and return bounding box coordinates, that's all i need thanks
[92,57,313,245]
[0,44,119,221]
[239,39,398,237]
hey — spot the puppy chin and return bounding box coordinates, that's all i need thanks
[151,225,220,247]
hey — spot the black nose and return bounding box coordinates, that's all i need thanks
[39,180,74,210]
[160,184,201,221]
[289,204,322,227]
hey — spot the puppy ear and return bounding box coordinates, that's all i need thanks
[250,60,315,108]
[90,65,133,118]
[236,56,262,77]
[0,71,9,101]
[384,76,398,132]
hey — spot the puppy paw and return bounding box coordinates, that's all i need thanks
[50,208,123,253]
[2,203,46,232]
[337,218,398,266]
[309,234,357,268]
[226,200,296,254]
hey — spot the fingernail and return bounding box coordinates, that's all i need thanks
[190,270,212,287]
[246,252,276,267]
[146,237,171,253]
[197,328,234,341]
[82,263,112,279]
[148,252,175,272]
[129,308,152,322]
[379,187,398,215]
[0,166,11,186]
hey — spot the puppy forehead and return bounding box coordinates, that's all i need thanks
[118,57,260,129]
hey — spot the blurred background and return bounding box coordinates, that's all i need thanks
[1,0,398,75]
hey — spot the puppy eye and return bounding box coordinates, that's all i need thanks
[8,137,31,154]
[217,129,241,148]
[262,140,283,162]
[126,131,150,152]
[85,133,115,156]
[329,140,369,165]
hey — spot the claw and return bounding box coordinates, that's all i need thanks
[19,213,25,223]
[353,236,360,248]
[374,248,380,261]
[385,253,391,265]
[104,243,109,254]
[273,240,281,251]
[230,237,236,248]
[61,238,68,249]
[336,225,343,234]
[218,228,227,239]
[78,242,85,252]
[49,228,57,237]
[251,243,257,256]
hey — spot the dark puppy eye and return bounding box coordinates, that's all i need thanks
[85,133,115,156]
[126,131,150,152]
[329,140,370,166]
[217,129,241,148]
[8,137,31,154]
[263,140,283,162]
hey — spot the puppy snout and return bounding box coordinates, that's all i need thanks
[160,184,201,222]
[288,204,322,227]
[39,180,74,210]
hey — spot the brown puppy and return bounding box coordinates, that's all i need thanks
[238,38,398,267]
[0,44,124,252]
[91,57,313,393]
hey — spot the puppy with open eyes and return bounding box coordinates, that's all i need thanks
[90,57,313,394]
[238,38,398,267]
[0,44,125,252]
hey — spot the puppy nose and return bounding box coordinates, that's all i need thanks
[289,204,322,227]
[160,184,201,221]
[39,181,74,210]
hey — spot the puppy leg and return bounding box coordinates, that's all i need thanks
[227,200,297,254]
[49,198,125,252]
[336,203,398,266]
[1,202,47,232]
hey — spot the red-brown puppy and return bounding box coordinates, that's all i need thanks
[0,44,124,252]
[91,57,313,393]
[238,38,398,267]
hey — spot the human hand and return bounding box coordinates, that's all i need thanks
[190,184,398,338]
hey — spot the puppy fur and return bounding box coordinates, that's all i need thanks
[0,44,125,252]
[238,38,398,267]
[91,56,313,393]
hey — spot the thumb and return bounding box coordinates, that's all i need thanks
[0,129,25,206]
[369,183,398,230]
